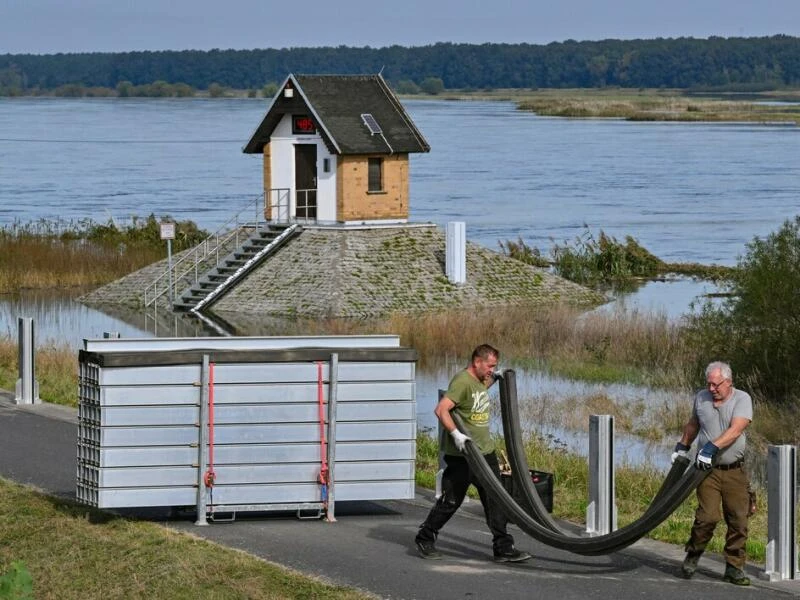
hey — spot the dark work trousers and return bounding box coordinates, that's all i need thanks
[416,451,515,554]
[685,466,750,569]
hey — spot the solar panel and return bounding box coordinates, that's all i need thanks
[361,113,382,135]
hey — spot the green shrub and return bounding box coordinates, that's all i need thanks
[551,228,663,286]
[420,77,445,95]
[686,216,800,405]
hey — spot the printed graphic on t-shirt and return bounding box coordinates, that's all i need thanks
[469,389,490,425]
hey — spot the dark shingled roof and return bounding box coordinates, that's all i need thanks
[243,74,430,155]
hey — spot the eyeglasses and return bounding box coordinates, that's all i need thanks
[707,379,728,390]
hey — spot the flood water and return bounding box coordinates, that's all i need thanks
[2,97,797,469]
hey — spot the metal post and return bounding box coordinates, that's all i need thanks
[761,444,798,581]
[167,238,173,305]
[195,354,210,526]
[14,317,39,405]
[586,414,616,535]
[435,389,447,499]
[445,221,466,284]
[325,353,339,522]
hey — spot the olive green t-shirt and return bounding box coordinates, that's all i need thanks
[442,369,494,455]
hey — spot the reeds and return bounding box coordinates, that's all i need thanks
[516,91,800,124]
[0,339,76,406]
[0,217,207,293]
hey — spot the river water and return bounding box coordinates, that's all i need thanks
[1,97,797,467]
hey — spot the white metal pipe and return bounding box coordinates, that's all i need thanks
[761,444,798,581]
[14,317,39,405]
[586,414,616,535]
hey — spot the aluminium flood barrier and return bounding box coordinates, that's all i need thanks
[76,336,417,521]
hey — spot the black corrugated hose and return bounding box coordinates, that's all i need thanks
[451,371,709,555]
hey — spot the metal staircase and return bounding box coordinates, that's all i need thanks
[173,223,299,312]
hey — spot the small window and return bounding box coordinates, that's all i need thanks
[323,158,330,173]
[368,157,383,192]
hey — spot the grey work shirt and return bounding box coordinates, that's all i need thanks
[693,387,753,465]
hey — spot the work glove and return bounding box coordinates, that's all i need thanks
[450,429,471,452]
[696,441,719,470]
[671,442,690,463]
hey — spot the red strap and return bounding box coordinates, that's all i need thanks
[317,362,328,493]
[203,362,216,488]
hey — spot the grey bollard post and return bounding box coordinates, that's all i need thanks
[586,414,617,535]
[761,444,798,581]
[14,317,40,405]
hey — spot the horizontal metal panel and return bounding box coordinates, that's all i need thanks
[209,481,413,505]
[97,365,201,387]
[84,335,400,353]
[213,362,414,384]
[93,362,414,387]
[81,461,415,488]
[93,381,415,406]
[86,480,414,508]
[89,422,415,447]
[94,487,197,508]
[81,348,417,369]
[81,440,416,467]
[334,480,415,501]
[92,401,415,427]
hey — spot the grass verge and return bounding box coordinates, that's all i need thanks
[0,478,372,600]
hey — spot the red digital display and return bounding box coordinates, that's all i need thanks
[293,116,316,134]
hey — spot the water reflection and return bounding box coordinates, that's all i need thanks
[0,290,218,348]
[1,287,704,470]
[417,368,683,470]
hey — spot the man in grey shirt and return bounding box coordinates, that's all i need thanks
[671,361,753,585]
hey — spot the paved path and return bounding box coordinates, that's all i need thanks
[1,394,798,600]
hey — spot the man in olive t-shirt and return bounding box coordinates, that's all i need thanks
[414,344,531,563]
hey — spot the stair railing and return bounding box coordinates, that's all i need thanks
[143,192,276,308]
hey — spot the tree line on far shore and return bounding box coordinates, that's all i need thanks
[1,35,799,97]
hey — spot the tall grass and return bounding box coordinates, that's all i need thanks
[516,92,800,125]
[0,339,76,406]
[0,217,207,292]
[235,303,695,387]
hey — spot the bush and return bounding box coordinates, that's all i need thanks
[551,228,663,287]
[420,77,445,95]
[394,79,421,94]
[686,216,800,405]
[262,82,279,98]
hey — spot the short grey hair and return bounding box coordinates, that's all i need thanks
[705,361,733,382]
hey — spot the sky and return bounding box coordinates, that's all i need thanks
[1,0,799,55]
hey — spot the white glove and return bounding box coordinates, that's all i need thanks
[450,429,471,452]
[671,442,690,464]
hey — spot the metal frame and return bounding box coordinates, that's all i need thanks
[76,341,417,521]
